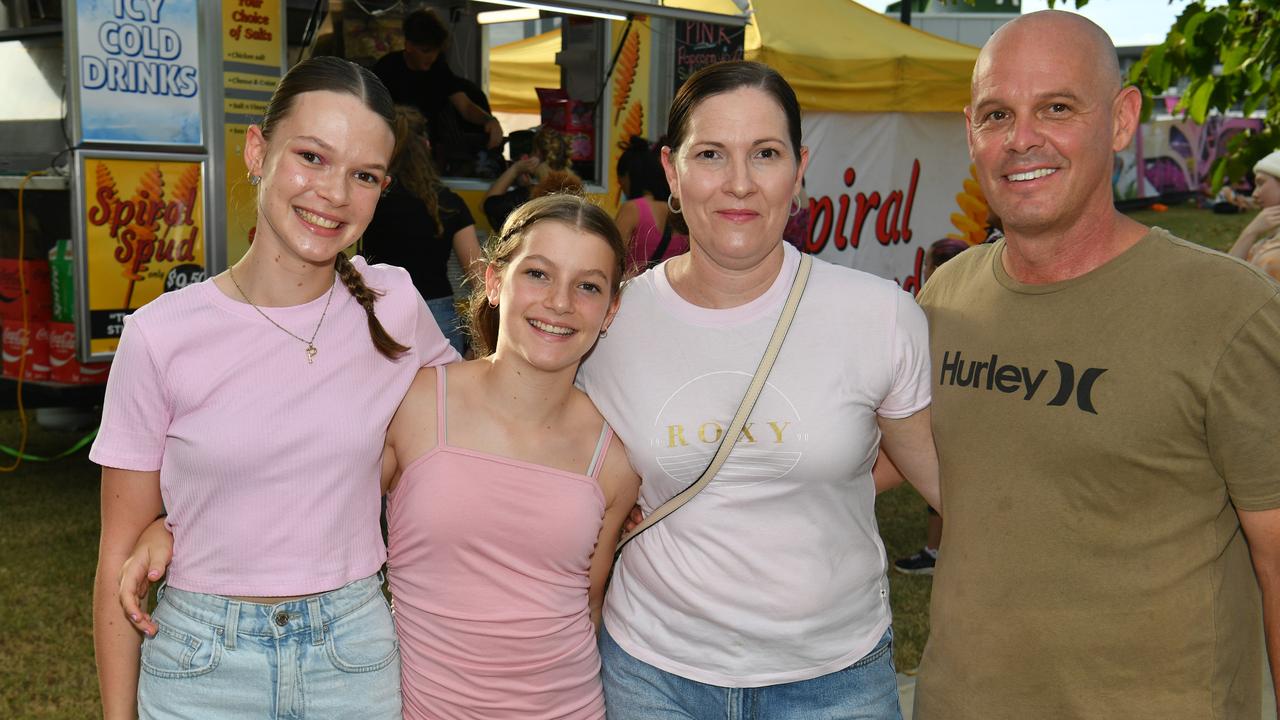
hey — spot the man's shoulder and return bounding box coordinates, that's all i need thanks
[917,241,996,308]
[1144,227,1278,302]
[372,51,404,72]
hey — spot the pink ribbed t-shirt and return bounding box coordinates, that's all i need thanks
[90,258,458,596]
[387,366,610,720]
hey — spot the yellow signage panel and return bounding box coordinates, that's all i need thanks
[79,153,208,357]
[222,0,284,264]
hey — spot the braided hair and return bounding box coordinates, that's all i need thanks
[258,56,408,359]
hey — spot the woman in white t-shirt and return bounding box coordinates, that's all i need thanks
[576,61,942,718]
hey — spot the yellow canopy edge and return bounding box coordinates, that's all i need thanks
[487,0,978,115]
[489,29,561,114]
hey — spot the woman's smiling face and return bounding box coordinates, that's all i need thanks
[662,86,808,272]
[245,90,394,268]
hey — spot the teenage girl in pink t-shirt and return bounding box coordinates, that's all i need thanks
[91,57,456,720]
[118,194,639,719]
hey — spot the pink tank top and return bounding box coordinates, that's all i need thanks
[386,367,610,720]
[627,196,689,275]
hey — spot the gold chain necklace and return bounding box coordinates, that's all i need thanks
[227,265,336,364]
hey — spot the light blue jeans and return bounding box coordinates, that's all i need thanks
[599,622,902,720]
[426,295,466,355]
[137,574,401,720]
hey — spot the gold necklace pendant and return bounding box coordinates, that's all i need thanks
[227,265,335,366]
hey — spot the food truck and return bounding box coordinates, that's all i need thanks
[0,0,749,409]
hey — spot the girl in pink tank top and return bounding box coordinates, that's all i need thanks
[382,194,640,719]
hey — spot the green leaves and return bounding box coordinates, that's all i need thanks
[1124,0,1277,190]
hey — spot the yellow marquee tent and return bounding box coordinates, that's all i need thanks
[486,0,979,115]
[488,29,562,114]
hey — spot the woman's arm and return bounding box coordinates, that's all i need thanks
[876,408,941,513]
[587,435,641,630]
[117,516,174,637]
[871,451,906,494]
[95,467,164,720]
[1229,206,1280,259]
[450,224,483,286]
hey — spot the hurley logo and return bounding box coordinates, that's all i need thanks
[938,351,1107,414]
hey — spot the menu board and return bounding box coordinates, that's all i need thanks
[673,19,744,95]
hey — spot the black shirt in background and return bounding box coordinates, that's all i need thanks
[362,184,475,301]
[371,51,467,121]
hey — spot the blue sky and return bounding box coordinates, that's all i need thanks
[870,1,1227,48]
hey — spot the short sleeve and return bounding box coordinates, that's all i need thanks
[483,189,527,232]
[876,288,932,418]
[410,287,462,369]
[88,317,172,471]
[428,60,468,101]
[439,189,475,241]
[1206,291,1280,510]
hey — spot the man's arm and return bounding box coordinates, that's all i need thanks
[449,92,503,149]
[1238,506,1280,715]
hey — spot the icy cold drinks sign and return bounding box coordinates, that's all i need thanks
[73,0,203,146]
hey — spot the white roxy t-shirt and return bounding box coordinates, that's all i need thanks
[578,243,931,687]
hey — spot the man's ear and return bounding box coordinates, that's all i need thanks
[1112,86,1143,153]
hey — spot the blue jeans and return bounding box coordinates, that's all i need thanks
[426,295,466,355]
[599,622,902,720]
[137,574,401,720]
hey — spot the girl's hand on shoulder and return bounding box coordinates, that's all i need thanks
[118,516,173,637]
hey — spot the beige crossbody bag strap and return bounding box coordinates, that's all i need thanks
[615,253,813,555]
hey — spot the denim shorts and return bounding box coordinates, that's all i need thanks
[426,295,466,355]
[599,622,902,720]
[137,573,401,720]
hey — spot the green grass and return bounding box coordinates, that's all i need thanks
[0,200,1260,715]
[1128,199,1253,253]
[0,413,101,720]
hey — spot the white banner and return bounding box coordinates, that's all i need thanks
[800,112,981,294]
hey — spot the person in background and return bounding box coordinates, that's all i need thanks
[579,61,941,719]
[372,8,503,177]
[613,135,689,277]
[363,106,482,354]
[888,237,971,576]
[92,57,457,720]
[483,127,581,231]
[1228,150,1280,282]
[912,12,1280,718]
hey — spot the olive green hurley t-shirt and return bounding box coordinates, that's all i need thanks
[914,228,1280,719]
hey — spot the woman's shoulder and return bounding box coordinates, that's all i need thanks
[351,255,413,290]
[807,254,905,299]
[125,276,219,329]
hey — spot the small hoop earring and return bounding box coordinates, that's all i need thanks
[247,173,261,186]
[667,195,682,215]
[488,300,498,308]
[789,196,802,217]
[599,329,609,339]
